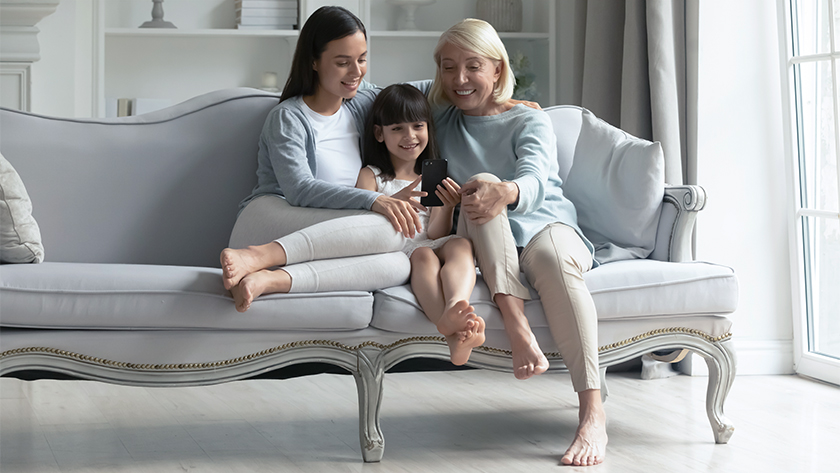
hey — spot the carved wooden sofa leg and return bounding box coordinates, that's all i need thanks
[354,346,386,462]
[697,339,737,444]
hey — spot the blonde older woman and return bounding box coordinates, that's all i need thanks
[429,19,607,466]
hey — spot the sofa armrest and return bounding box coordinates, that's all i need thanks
[650,185,707,262]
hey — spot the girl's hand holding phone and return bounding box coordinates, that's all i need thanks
[436,178,461,208]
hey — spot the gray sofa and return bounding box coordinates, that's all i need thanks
[0,88,739,462]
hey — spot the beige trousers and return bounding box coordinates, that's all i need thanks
[458,174,600,392]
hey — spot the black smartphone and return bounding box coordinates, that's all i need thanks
[421,159,448,207]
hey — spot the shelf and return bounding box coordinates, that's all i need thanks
[369,30,550,40]
[105,28,299,38]
[105,28,549,40]
[96,0,556,116]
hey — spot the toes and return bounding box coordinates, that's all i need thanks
[514,364,534,380]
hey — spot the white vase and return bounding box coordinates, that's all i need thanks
[475,0,522,33]
[388,0,436,31]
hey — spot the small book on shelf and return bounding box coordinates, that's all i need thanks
[237,17,297,26]
[236,7,298,16]
[235,0,298,9]
[236,23,297,30]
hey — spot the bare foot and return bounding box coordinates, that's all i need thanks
[228,269,290,312]
[221,245,284,290]
[561,406,608,466]
[510,332,549,380]
[435,300,476,337]
[446,314,486,366]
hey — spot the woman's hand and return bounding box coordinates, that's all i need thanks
[436,178,461,208]
[460,179,519,225]
[371,176,426,238]
[508,98,542,111]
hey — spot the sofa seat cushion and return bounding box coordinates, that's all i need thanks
[371,260,738,334]
[0,263,373,331]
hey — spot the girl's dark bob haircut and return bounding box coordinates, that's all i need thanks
[363,84,440,180]
[280,6,366,102]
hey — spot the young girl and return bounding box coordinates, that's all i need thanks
[356,84,485,366]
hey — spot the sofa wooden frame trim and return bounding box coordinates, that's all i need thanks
[0,328,735,462]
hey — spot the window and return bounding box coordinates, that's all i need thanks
[782,0,840,384]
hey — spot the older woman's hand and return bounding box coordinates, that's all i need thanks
[508,98,542,111]
[460,179,519,225]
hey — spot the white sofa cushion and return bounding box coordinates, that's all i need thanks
[371,260,738,334]
[0,152,44,264]
[561,109,665,264]
[0,263,373,331]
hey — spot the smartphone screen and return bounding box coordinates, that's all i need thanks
[420,159,448,207]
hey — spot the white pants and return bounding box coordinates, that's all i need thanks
[458,174,599,392]
[229,195,410,293]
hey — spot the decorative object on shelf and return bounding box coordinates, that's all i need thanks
[139,0,176,29]
[510,51,537,101]
[387,0,436,31]
[259,72,280,93]
[475,0,522,33]
[236,0,299,30]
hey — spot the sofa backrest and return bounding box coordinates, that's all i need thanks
[1,93,671,269]
[0,88,280,267]
[543,105,584,183]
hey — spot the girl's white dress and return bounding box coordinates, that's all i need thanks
[367,165,458,257]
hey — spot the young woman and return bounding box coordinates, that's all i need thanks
[221,6,430,310]
[356,84,485,366]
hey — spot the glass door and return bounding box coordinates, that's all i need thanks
[782,0,840,385]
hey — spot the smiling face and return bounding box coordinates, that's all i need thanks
[375,121,429,168]
[438,42,503,116]
[312,31,368,107]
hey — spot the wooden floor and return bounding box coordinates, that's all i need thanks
[0,369,836,472]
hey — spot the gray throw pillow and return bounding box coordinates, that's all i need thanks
[0,152,44,263]
[562,110,664,264]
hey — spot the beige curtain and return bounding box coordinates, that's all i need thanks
[578,0,699,186]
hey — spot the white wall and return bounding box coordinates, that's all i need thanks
[29,0,77,117]
[692,0,794,374]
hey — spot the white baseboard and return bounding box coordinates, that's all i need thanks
[677,339,794,376]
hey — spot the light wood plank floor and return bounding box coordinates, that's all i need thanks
[0,370,836,472]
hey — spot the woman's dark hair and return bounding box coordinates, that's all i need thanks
[363,84,440,181]
[280,6,366,102]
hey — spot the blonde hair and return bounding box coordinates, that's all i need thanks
[429,18,515,107]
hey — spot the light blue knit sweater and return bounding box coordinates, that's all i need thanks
[434,104,593,255]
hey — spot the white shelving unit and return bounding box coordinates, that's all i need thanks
[93,0,555,118]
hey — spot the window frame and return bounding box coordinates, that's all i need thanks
[779,0,840,385]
